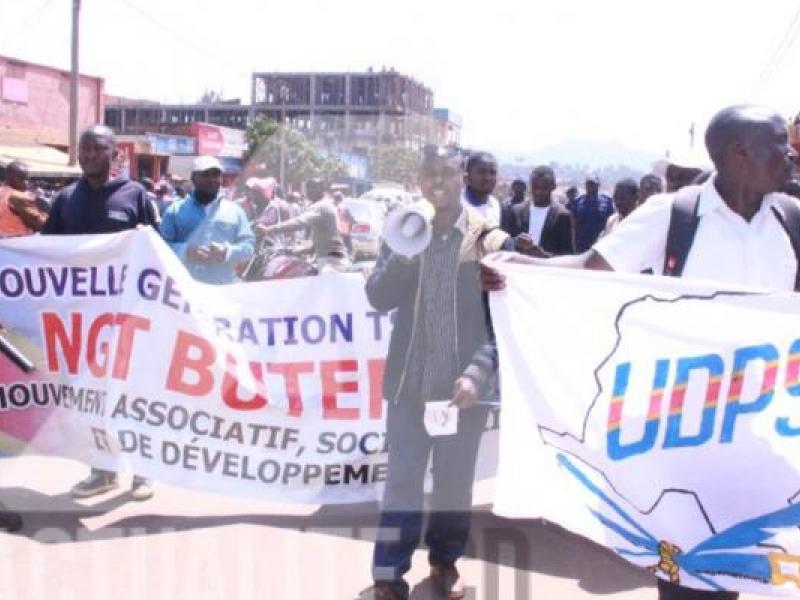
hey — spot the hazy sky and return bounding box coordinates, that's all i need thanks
[2,0,800,159]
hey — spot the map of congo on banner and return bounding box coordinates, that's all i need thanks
[490,262,800,596]
[0,228,499,504]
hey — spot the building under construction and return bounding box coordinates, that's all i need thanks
[250,69,453,151]
[104,69,461,152]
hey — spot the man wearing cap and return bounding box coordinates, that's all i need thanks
[240,177,293,228]
[567,174,615,252]
[238,177,274,221]
[159,156,254,285]
[652,150,712,193]
[42,125,158,500]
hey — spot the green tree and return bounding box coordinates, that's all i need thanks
[367,145,421,189]
[245,115,347,189]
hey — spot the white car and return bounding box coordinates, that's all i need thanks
[342,198,387,259]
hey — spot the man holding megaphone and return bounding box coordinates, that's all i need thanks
[365,146,513,600]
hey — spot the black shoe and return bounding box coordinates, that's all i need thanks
[71,470,119,498]
[0,511,22,533]
[430,563,466,599]
[360,582,405,600]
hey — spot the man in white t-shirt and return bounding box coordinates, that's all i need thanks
[460,152,501,226]
[482,104,799,600]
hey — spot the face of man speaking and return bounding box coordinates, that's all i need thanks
[420,155,462,213]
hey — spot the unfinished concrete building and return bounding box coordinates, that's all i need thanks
[104,98,250,134]
[250,69,437,152]
[103,70,460,156]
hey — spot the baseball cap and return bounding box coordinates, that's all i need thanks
[245,177,277,199]
[653,147,712,178]
[192,156,223,173]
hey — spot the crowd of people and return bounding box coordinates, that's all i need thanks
[1,104,800,600]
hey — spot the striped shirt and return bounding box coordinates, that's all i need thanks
[402,223,463,403]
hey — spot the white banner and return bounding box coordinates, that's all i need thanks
[0,228,498,504]
[491,263,800,596]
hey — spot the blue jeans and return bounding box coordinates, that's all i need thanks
[372,400,488,598]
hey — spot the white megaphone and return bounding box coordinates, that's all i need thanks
[382,200,435,257]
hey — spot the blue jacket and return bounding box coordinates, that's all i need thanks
[159,193,254,284]
[567,193,615,252]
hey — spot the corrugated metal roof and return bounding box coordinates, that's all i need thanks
[0,145,82,177]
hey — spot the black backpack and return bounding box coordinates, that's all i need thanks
[662,185,800,292]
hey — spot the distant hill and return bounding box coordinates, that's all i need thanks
[496,139,661,173]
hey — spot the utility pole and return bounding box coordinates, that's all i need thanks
[279,112,286,188]
[68,0,81,166]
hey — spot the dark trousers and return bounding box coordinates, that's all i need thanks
[372,400,488,599]
[657,579,739,600]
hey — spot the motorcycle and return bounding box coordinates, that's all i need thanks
[241,235,318,281]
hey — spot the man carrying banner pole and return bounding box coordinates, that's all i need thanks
[42,125,158,501]
[363,146,509,600]
[481,105,799,599]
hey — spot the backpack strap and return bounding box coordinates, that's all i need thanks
[770,193,800,292]
[663,185,702,277]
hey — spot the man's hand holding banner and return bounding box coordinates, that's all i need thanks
[490,261,800,596]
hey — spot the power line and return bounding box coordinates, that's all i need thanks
[2,0,58,51]
[756,2,800,87]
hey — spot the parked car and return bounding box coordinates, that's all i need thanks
[342,198,386,259]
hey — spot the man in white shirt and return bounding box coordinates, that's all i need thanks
[460,152,501,226]
[482,104,799,600]
[502,165,574,256]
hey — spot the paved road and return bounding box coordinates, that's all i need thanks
[0,456,761,600]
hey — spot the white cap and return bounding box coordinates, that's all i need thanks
[192,155,223,173]
[653,147,712,177]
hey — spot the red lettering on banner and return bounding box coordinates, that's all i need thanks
[112,314,151,378]
[368,359,385,419]
[222,353,268,410]
[86,313,115,377]
[166,331,216,395]
[267,362,314,416]
[42,312,83,374]
[41,311,151,379]
[320,360,360,420]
